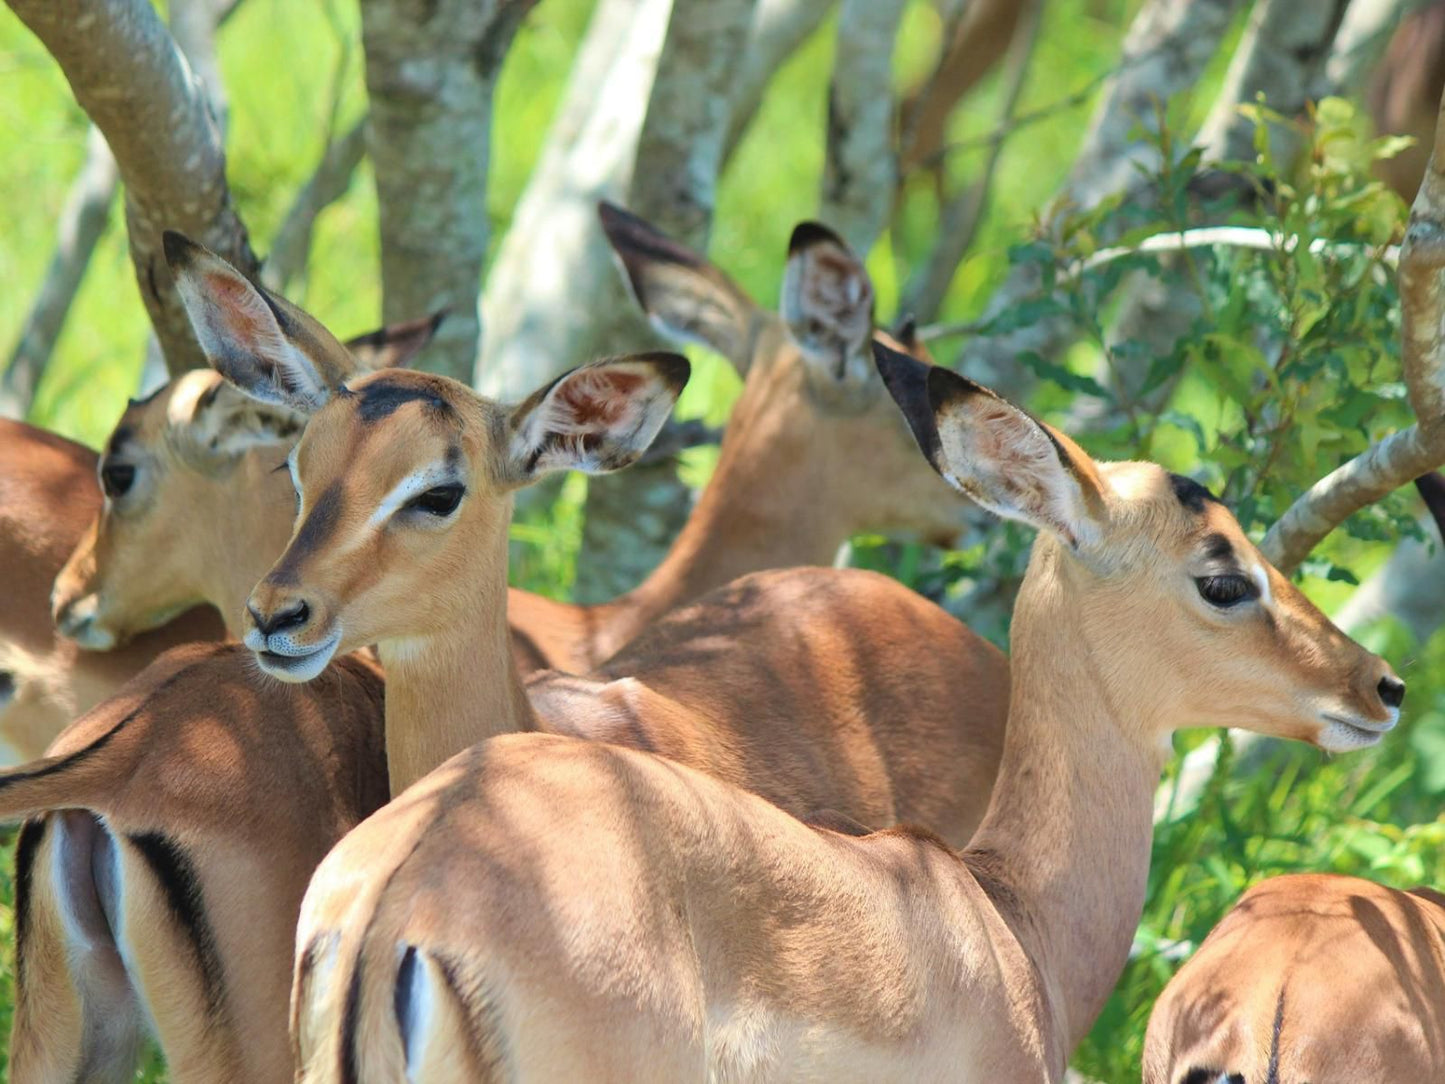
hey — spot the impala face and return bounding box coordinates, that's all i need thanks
[50,307,440,649]
[600,202,971,548]
[875,343,1403,754]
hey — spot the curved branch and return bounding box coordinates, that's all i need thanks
[7,0,259,376]
[723,0,835,164]
[262,120,369,293]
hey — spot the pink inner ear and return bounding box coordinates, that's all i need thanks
[557,369,646,427]
[204,271,270,344]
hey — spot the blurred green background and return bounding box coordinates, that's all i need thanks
[3,1,1444,1080]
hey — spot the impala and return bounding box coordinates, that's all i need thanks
[1144,873,1445,1084]
[52,203,972,674]
[0,418,221,762]
[291,345,1403,1082]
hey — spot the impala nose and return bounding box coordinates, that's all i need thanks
[1377,674,1406,710]
[249,599,311,638]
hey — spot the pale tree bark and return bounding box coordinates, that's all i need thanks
[262,120,369,293]
[819,0,906,253]
[360,0,536,382]
[7,0,259,376]
[572,0,760,604]
[1,127,118,419]
[722,0,836,163]
[476,0,673,399]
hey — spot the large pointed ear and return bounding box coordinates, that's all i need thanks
[781,222,875,383]
[165,369,305,464]
[501,353,691,487]
[164,230,336,416]
[598,202,757,376]
[343,311,446,372]
[873,341,1105,548]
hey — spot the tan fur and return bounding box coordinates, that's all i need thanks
[2,643,387,1083]
[1144,873,1445,1083]
[293,375,1399,1082]
[0,418,222,761]
[1369,3,1445,202]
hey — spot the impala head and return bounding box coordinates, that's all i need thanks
[159,234,689,681]
[50,252,441,650]
[600,201,968,546]
[876,343,1404,753]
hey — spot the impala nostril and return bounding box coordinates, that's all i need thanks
[1378,674,1406,710]
[251,600,311,637]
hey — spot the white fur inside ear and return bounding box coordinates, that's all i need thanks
[509,364,676,479]
[935,402,1096,547]
[173,263,329,413]
[179,376,306,459]
[781,245,875,382]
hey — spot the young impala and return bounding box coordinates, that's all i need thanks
[51,204,972,674]
[1144,873,1445,1083]
[290,345,1402,1082]
[0,419,222,761]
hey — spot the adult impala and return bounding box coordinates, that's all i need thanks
[1143,873,1445,1083]
[290,347,1403,1083]
[1,233,1006,1084]
[0,419,222,761]
[52,204,971,673]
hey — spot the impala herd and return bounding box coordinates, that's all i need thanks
[0,178,1439,1083]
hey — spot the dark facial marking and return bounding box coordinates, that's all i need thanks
[1202,532,1235,562]
[1170,473,1222,514]
[107,424,135,456]
[270,482,344,586]
[352,378,457,425]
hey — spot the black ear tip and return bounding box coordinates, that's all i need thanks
[634,350,691,394]
[872,338,924,385]
[597,200,648,239]
[788,221,849,257]
[427,309,449,334]
[925,363,988,413]
[162,229,197,269]
[894,314,919,347]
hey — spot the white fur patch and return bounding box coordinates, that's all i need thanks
[368,465,456,528]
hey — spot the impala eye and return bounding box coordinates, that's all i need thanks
[1195,574,1257,609]
[406,484,464,518]
[101,462,136,499]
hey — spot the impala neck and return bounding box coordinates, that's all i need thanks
[964,543,1165,1066]
[599,366,842,652]
[378,499,536,795]
[201,449,299,636]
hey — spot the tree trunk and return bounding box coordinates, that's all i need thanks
[7,0,259,376]
[360,0,537,382]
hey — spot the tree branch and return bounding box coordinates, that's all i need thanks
[6,0,259,376]
[1261,81,1445,572]
[360,0,537,382]
[722,0,835,164]
[1,127,119,419]
[262,119,369,293]
[820,0,906,253]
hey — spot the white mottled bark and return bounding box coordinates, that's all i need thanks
[476,0,672,398]
[361,0,536,382]
[820,0,906,253]
[1,127,118,418]
[7,0,259,376]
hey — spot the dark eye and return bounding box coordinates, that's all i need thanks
[406,484,464,518]
[101,462,136,499]
[1196,574,1257,608]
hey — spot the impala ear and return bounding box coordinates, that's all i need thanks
[781,222,875,384]
[598,201,757,375]
[342,310,446,372]
[167,371,305,463]
[502,352,691,487]
[874,341,1105,548]
[164,230,335,416]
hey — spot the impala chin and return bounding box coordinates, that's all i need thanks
[54,594,119,651]
[1317,708,1398,753]
[250,629,342,683]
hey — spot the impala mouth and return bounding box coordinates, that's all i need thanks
[1319,711,1398,752]
[254,631,341,683]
